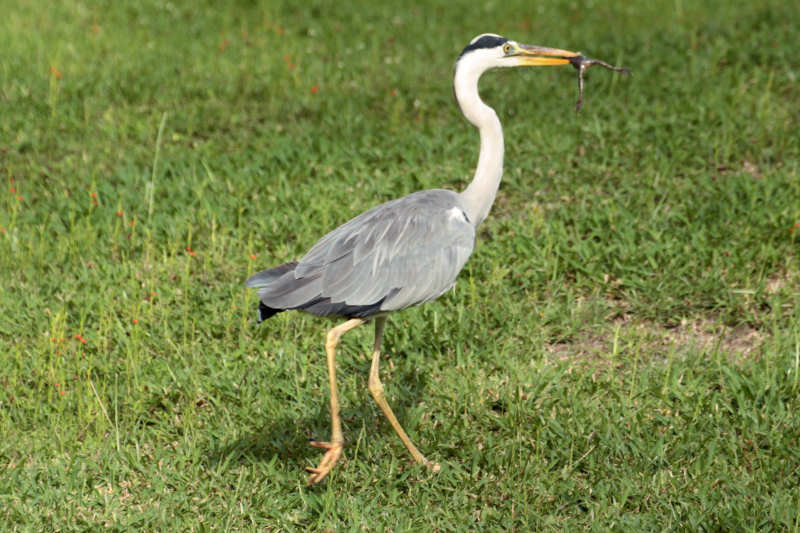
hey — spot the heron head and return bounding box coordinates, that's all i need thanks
[458,34,580,71]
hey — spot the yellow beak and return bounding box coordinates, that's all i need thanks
[511,43,581,66]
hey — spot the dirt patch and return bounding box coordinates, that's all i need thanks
[765,269,794,295]
[547,317,765,362]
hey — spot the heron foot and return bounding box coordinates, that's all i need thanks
[306,440,344,485]
[424,459,441,473]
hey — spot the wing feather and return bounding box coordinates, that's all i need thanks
[320,190,474,310]
[256,189,475,317]
[257,271,323,309]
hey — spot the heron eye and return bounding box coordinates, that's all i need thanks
[503,43,512,54]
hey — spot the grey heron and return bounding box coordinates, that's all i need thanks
[247,34,627,484]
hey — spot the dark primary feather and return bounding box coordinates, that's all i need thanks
[246,189,476,320]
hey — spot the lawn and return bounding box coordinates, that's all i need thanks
[1,0,799,530]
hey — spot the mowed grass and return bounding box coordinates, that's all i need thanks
[1,0,799,529]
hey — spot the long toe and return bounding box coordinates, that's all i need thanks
[426,460,442,473]
[306,441,344,485]
[309,440,338,450]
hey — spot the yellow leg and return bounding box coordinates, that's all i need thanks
[368,317,440,471]
[306,317,364,485]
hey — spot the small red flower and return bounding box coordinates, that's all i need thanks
[132,318,139,325]
[311,84,319,94]
[249,254,257,260]
[59,390,66,396]
[9,187,15,193]
[49,66,62,79]
[16,195,23,201]
[186,247,197,257]
[117,210,123,216]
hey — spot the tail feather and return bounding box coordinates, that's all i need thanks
[246,260,390,320]
[245,261,298,288]
[247,261,298,322]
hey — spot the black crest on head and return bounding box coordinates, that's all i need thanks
[458,34,508,60]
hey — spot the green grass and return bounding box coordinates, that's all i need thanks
[2,0,799,530]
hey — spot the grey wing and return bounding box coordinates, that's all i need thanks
[255,190,475,316]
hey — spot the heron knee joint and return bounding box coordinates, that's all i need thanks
[325,331,341,351]
[368,374,384,396]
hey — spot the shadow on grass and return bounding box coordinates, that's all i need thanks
[204,414,319,470]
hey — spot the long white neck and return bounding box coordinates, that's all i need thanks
[454,61,504,228]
